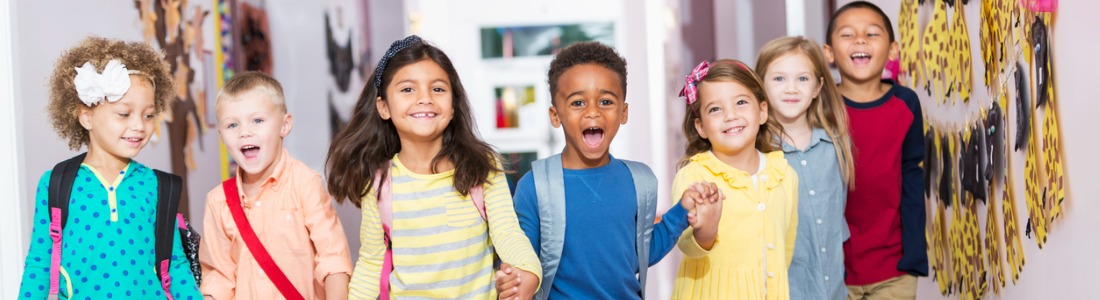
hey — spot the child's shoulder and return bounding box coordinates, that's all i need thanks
[889,83,920,105]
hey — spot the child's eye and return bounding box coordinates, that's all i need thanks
[570,100,585,107]
[798,76,810,82]
[599,99,614,106]
[399,87,414,93]
[144,114,156,120]
[736,99,749,105]
[118,113,130,118]
[226,123,238,129]
[707,106,721,113]
[432,87,446,93]
[252,118,264,124]
[772,76,784,82]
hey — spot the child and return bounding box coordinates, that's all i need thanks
[325,35,542,299]
[19,37,201,299]
[671,59,799,300]
[199,71,352,299]
[756,36,856,300]
[495,41,722,300]
[822,1,927,298]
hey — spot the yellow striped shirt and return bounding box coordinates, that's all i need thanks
[349,157,542,299]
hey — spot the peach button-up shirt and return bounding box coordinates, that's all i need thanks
[200,149,352,300]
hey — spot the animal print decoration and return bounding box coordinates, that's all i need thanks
[900,1,1066,298]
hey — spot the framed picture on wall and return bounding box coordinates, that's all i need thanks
[480,23,615,59]
[499,150,539,195]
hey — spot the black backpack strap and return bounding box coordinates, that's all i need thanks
[153,169,183,284]
[48,153,87,228]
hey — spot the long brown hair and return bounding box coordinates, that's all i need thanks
[325,41,501,207]
[679,59,784,167]
[755,36,855,186]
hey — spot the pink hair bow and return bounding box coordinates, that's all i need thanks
[679,61,710,106]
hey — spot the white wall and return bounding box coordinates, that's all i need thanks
[0,0,27,295]
[839,1,1100,298]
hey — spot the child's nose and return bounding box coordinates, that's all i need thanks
[417,90,435,105]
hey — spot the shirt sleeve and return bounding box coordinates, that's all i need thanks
[300,174,353,283]
[348,190,385,299]
[898,91,929,276]
[170,217,202,299]
[512,172,541,257]
[18,172,52,299]
[199,188,237,300]
[649,203,689,265]
[784,167,799,268]
[484,170,543,285]
[672,166,713,259]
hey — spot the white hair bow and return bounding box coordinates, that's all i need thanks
[73,59,132,107]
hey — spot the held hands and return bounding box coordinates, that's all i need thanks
[681,182,724,250]
[494,263,538,300]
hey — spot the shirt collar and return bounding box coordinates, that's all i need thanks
[781,127,833,153]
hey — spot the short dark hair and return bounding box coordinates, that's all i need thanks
[546,42,627,104]
[825,1,895,45]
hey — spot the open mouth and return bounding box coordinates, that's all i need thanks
[722,126,745,134]
[582,127,604,148]
[850,52,871,65]
[411,112,437,118]
[241,145,260,159]
[122,137,143,146]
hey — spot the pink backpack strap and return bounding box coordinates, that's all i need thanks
[374,162,394,299]
[48,207,63,297]
[470,185,487,221]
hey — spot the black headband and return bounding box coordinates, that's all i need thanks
[373,35,423,90]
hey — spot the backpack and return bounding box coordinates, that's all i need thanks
[46,153,202,299]
[530,154,658,300]
[372,160,488,299]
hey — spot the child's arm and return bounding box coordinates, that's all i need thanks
[347,190,386,299]
[482,171,542,297]
[784,170,799,267]
[496,172,541,298]
[672,170,717,259]
[17,173,53,299]
[299,174,353,300]
[899,93,929,276]
[169,216,202,299]
[199,190,237,300]
[648,182,721,264]
[689,183,723,251]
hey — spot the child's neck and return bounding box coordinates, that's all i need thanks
[838,77,892,103]
[560,151,610,170]
[397,139,452,175]
[712,147,761,175]
[778,116,814,151]
[240,150,284,200]
[82,149,131,183]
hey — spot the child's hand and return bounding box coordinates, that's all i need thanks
[516,269,539,300]
[495,263,520,299]
[691,188,723,250]
[682,181,721,223]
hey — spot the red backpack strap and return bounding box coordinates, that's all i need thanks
[222,178,305,300]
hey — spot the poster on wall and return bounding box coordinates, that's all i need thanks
[324,0,371,138]
[480,23,614,59]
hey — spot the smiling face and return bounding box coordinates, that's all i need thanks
[824,7,898,84]
[376,59,455,147]
[693,80,768,158]
[216,89,291,180]
[763,52,823,124]
[550,63,628,169]
[79,75,156,161]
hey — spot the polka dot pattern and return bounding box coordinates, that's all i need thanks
[18,164,201,299]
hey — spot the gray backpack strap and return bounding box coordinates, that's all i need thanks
[532,154,566,300]
[622,159,658,298]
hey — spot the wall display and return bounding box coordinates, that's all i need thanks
[898,0,1064,298]
[494,85,536,129]
[325,2,370,137]
[480,23,614,59]
[133,0,215,213]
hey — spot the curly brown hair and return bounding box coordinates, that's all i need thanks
[679,59,784,167]
[48,37,175,150]
[546,41,627,105]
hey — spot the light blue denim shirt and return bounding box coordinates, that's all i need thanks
[782,127,850,300]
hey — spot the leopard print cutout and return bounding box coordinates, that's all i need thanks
[985,191,1005,294]
[1000,87,1026,284]
[922,0,949,102]
[952,3,973,102]
[899,0,923,88]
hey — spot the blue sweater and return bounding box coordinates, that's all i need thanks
[513,157,688,299]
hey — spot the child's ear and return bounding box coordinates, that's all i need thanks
[888,41,900,61]
[813,77,825,99]
[376,96,391,120]
[758,101,768,125]
[78,106,94,130]
[620,102,629,125]
[548,104,562,128]
[694,118,708,139]
[822,44,835,65]
[280,113,293,137]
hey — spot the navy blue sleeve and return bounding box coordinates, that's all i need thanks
[896,87,928,276]
[512,171,541,257]
[648,203,689,265]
